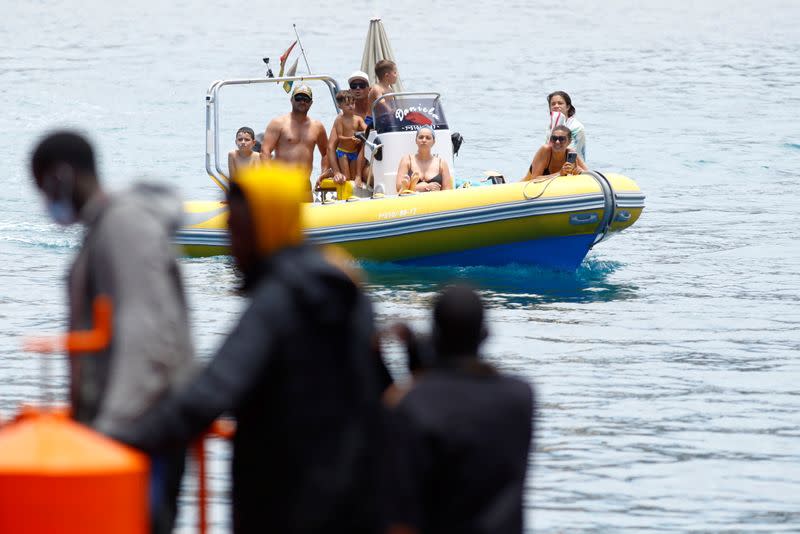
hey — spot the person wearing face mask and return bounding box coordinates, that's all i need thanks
[30,130,194,534]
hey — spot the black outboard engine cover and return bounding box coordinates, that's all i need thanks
[451,132,464,156]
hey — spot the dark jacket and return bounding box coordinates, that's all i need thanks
[385,362,534,534]
[113,245,387,534]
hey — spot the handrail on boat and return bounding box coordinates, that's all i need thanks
[585,170,617,247]
[205,75,341,192]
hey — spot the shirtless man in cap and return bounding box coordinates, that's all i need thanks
[345,71,373,187]
[347,70,372,125]
[260,84,328,200]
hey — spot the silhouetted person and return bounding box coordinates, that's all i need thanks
[111,163,388,534]
[384,285,534,534]
[30,130,194,534]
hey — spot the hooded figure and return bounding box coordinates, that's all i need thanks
[112,163,389,534]
[30,131,194,534]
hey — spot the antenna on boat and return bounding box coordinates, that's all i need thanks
[263,57,274,78]
[293,24,313,74]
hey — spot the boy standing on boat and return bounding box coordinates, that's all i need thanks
[29,131,194,534]
[329,90,368,187]
[368,60,399,124]
[260,84,328,200]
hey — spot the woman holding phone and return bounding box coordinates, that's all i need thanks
[523,125,587,181]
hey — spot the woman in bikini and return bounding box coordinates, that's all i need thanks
[395,126,454,193]
[523,125,588,182]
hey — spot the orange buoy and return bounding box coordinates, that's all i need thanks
[0,408,149,534]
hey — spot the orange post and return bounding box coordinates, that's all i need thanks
[193,439,208,534]
[193,419,236,534]
[0,409,149,534]
[24,295,113,354]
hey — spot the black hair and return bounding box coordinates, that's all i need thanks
[552,125,572,140]
[236,127,255,140]
[432,284,486,358]
[547,90,575,117]
[31,130,96,184]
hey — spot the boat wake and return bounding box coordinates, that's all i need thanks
[363,256,638,306]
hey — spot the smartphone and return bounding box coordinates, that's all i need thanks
[566,151,577,164]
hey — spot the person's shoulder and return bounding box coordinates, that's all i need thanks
[497,373,532,393]
[269,113,290,127]
[494,373,534,408]
[99,185,180,240]
[566,116,584,129]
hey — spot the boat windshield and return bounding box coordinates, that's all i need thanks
[372,93,448,134]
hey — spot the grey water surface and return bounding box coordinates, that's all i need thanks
[1,1,799,532]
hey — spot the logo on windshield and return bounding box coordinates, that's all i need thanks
[395,106,440,123]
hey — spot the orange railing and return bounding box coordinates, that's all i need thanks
[19,294,235,534]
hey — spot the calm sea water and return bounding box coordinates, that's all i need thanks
[2,1,799,532]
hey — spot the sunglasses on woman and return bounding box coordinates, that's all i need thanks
[550,135,568,143]
[349,82,368,90]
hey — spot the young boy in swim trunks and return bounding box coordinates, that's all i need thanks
[367,60,398,124]
[227,126,260,180]
[328,90,368,186]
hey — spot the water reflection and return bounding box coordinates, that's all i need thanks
[363,256,639,307]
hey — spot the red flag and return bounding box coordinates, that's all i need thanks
[283,57,299,93]
[278,41,297,76]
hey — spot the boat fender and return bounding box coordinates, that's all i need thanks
[585,170,617,247]
[451,132,464,156]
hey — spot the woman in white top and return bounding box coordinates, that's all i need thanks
[546,91,586,161]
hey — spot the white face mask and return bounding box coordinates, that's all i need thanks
[46,197,77,225]
[42,164,78,226]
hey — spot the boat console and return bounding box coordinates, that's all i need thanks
[366,92,455,196]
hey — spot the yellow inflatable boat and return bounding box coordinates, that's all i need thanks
[178,171,644,270]
[178,74,644,269]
